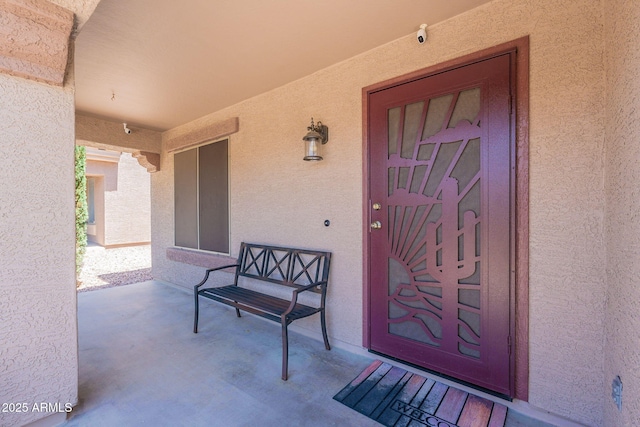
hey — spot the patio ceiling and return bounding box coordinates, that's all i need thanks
[74,0,492,132]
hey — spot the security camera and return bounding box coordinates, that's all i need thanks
[123,123,132,135]
[417,24,427,44]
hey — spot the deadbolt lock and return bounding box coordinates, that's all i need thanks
[372,203,381,210]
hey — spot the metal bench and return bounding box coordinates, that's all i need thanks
[193,242,331,380]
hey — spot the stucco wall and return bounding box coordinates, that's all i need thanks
[604,1,640,426]
[152,0,607,424]
[0,75,78,425]
[0,1,101,425]
[86,152,151,247]
[102,153,151,246]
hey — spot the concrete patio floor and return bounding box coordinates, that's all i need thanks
[65,281,560,427]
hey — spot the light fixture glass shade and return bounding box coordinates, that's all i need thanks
[303,130,323,161]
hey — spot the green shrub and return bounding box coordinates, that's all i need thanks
[75,145,88,285]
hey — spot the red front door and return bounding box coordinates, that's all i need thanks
[367,54,514,396]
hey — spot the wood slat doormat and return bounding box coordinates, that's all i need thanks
[334,360,508,427]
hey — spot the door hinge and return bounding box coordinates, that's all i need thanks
[507,336,513,355]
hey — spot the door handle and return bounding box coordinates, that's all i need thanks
[370,221,382,230]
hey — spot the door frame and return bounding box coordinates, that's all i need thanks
[362,37,529,400]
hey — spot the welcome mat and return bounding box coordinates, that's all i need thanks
[334,360,508,427]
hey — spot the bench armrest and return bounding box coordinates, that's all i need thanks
[282,280,328,316]
[292,281,327,295]
[194,264,240,291]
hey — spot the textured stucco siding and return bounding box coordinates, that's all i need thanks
[604,1,640,426]
[0,74,78,426]
[103,153,151,246]
[86,153,151,246]
[0,0,101,424]
[76,113,162,154]
[152,0,609,424]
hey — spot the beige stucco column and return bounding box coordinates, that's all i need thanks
[604,2,640,426]
[0,1,100,426]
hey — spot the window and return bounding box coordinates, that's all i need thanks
[86,176,96,225]
[174,139,229,253]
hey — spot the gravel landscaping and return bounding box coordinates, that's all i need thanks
[77,244,152,292]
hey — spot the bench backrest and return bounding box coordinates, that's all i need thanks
[235,243,331,293]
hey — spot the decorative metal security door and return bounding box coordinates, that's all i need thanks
[367,54,514,396]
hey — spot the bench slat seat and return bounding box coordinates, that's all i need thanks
[193,242,331,380]
[200,285,321,321]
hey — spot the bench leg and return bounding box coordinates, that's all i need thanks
[321,310,331,350]
[193,292,200,334]
[235,308,241,318]
[281,320,289,381]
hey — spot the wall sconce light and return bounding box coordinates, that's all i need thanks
[302,117,328,161]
